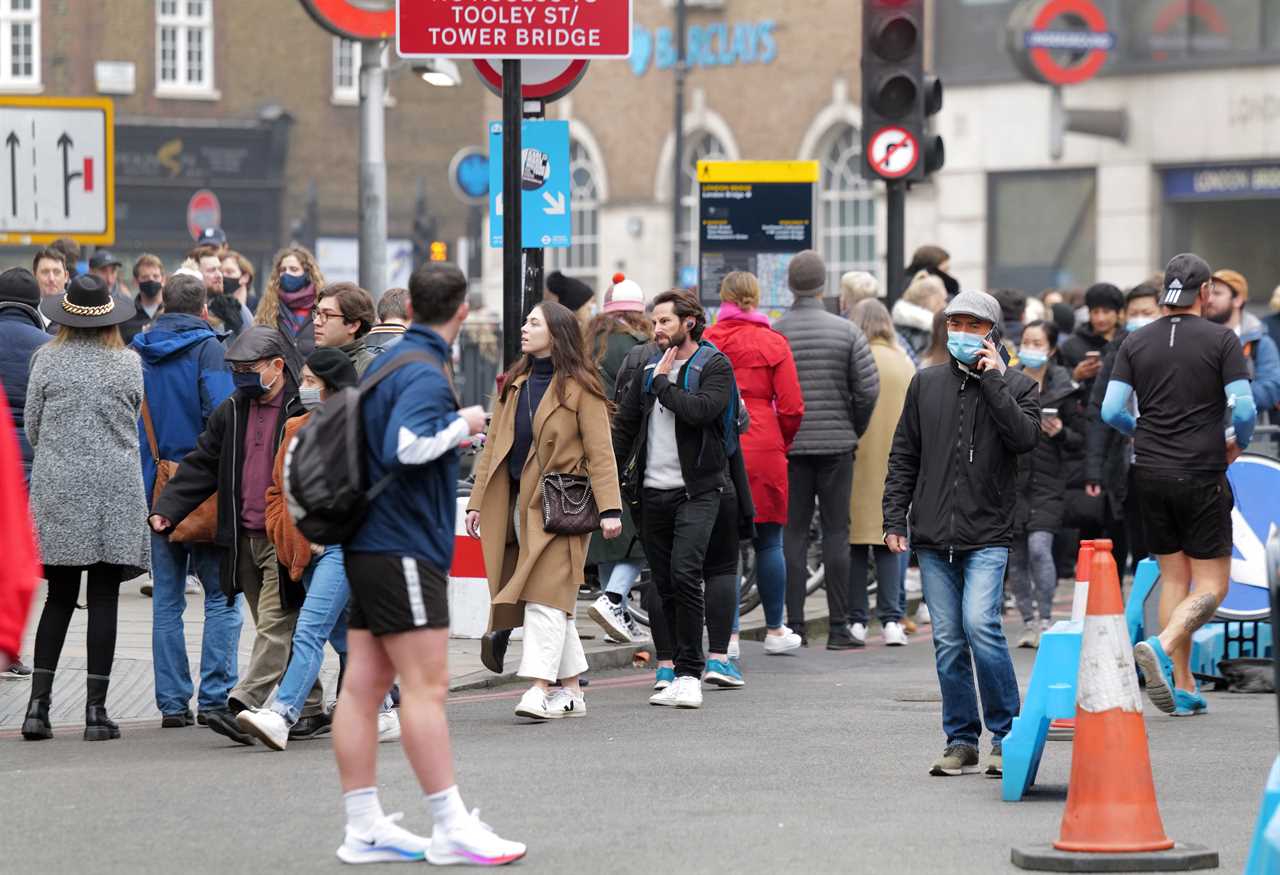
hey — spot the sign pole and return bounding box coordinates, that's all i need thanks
[502,60,523,369]
[358,40,388,298]
[671,0,688,287]
[523,99,546,320]
[885,180,905,305]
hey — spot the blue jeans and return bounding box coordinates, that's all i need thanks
[917,547,1021,749]
[899,552,910,616]
[151,534,242,715]
[271,545,349,725]
[600,560,642,601]
[731,523,786,634]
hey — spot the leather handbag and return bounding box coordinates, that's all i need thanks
[540,472,599,535]
[142,400,218,544]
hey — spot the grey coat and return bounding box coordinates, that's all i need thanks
[775,297,880,456]
[25,339,150,578]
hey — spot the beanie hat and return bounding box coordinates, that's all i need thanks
[1084,282,1125,312]
[787,250,826,297]
[306,347,358,392]
[943,289,1002,327]
[0,267,40,308]
[603,272,645,313]
[1212,269,1248,301]
[546,270,594,312]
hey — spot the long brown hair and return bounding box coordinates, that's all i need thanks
[851,298,897,347]
[500,301,607,405]
[585,310,653,367]
[254,246,325,329]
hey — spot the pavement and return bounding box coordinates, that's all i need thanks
[1,578,1273,873]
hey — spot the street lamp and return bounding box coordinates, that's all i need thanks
[413,59,461,87]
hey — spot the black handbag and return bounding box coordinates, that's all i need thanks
[540,472,599,535]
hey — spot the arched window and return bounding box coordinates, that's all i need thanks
[548,140,601,289]
[676,131,729,273]
[818,125,877,294]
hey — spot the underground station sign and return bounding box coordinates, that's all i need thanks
[397,0,633,58]
[1007,0,1115,86]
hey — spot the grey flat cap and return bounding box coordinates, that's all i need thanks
[225,325,288,363]
[944,289,1001,326]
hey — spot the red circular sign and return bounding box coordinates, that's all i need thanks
[472,59,589,102]
[1029,0,1110,86]
[187,189,221,243]
[867,127,919,180]
[299,0,394,40]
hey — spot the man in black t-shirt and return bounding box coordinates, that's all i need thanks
[1101,253,1256,717]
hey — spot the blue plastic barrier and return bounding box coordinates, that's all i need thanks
[1001,621,1082,802]
[1245,755,1280,874]
[1125,558,1160,645]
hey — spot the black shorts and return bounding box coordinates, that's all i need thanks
[1133,469,1234,560]
[344,552,450,636]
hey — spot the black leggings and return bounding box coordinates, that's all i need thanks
[647,487,739,660]
[33,564,124,677]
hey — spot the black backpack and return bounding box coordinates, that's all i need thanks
[283,351,454,544]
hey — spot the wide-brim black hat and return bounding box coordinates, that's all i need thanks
[39,274,136,328]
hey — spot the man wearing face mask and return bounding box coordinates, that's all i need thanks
[192,245,253,339]
[130,273,238,728]
[121,254,165,344]
[150,326,323,745]
[883,289,1041,778]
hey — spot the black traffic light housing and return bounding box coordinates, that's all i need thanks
[861,0,944,182]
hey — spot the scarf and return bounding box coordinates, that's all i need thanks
[207,293,243,335]
[279,283,316,337]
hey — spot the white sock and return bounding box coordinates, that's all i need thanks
[344,787,385,833]
[426,785,469,834]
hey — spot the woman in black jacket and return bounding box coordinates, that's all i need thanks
[1008,320,1084,648]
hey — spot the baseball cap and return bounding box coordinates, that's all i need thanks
[1162,253,1211,308]
[197,226,227,247]
[89,250,122,270]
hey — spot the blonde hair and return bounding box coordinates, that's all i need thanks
[719,270,760,310]
[51,324,124,350]
[902,270,947,310]
[254,246,325,329]
[1271,285,1280,314]
[840,271,880,312]
[851,298,897,346]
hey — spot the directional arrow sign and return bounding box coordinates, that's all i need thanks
[542,191,566,215]
[488,118,571,249]
[0,96,114,245]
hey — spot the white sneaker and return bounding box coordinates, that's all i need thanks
[673,675,703,709]
[337,812,432,864]
[763,629,802,655]
[588,594,632,643]
[850,623,868,645]
[1040,618,1053,633]
[627,616,651,644]
[426,809,527,866]
[236,707,289,751]
[1017,623,1039,649]
[185,575,202,594]
[514,687,555,721]
[546,687,586,718]
[649,682,680,706]
[883,621,909,647]
[727,636,740,660]
[915,603,931,626]
[377,709,401,743]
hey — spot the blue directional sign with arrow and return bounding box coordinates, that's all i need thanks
[488,119,571,249]
[1223,453,1280,620]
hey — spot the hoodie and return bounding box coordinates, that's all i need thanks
[0,301,49,478]
[1238,311,1280,411]
[131,312,235,502]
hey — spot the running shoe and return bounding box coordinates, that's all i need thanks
[336,812,431,864]
[588,594,632,643]
[1,659,33,680]
[426,809,526,866]
[236,707,290,751]
[546,687,586,717]
[652,666,676,691]
[378,709,402,743]
[1133,637,1177,714]
[1172,688,1208,717]
[704,659,744,688]
[929,744,980,776]
[883,622,909,647]
[763,628,802,655]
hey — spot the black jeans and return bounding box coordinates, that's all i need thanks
[784,452,853,629]
[33,564,125,677]
[641,487,720,678]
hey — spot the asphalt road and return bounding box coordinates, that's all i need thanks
[1,630,1272,873]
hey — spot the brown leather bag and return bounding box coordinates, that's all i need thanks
[142,399,218,544]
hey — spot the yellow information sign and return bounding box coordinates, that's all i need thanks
[697,160,820,184]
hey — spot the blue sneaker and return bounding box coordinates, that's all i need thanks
[1133,637,1176,714]
[704,659,745,688]
[1173,688,1208,717]
[653,667,676,691]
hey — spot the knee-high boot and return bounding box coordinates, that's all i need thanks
[84,674,121,741]
[21,668,54,741]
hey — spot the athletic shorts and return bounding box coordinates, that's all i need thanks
[344,552,450,636]
[1133,469,1234,560]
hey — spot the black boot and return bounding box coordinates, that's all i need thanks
[84,674,121,741]
[20,668,53,741]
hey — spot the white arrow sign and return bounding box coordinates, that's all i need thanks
[542,191,566,215]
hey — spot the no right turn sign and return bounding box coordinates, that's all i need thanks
[867,126,919,180]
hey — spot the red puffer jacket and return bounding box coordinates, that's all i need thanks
[704,310,804,524]
[0,391,40,663]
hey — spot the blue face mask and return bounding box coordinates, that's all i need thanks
[1018,349,1048,370]
[299,386,323,410]
[280,273,310,293]
[947,331,985,366]
[233,367,277,399]
[1126,317,1155,333]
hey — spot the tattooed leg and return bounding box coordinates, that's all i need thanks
[1158,556,1230,691]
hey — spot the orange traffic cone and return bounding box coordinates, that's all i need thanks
[1054,540,1173,853]
[1049,541,1094,740]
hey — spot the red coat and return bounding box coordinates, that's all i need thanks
[0,390,40,663]
[704,313,804,524]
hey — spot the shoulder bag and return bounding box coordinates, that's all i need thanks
[143,399,218,544]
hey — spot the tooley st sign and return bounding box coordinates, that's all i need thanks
[397,0,633,59]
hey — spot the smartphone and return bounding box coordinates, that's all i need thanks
[1041,407,1059,419]
[1085,351,1101,360]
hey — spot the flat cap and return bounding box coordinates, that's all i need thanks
[224,325,288,363]
[943,289,1002,327]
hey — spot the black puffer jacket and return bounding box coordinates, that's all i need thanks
[1013,364,1084,533]
[883,360,1041,552]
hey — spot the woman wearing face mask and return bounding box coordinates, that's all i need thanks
[255,246,326,382]
[1008,320,1083,648]
[222,251,257,313]
[465,301,623,721]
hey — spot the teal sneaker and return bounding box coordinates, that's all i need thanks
[704,659,744,688]
[653,667,676,691]
[1173,688,1208,716]
[1133,637,1176,714]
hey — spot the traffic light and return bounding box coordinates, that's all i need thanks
[429,241,448,262]
[861,0,944,182]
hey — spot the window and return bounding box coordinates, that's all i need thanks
[333,38,359,104]
[0,0,39,91]
[548,140,601,289]
[988,169,1097,291]
[818,124,877,294]
[677,131,728,271]
[156,0,214,97]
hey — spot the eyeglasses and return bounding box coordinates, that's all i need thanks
[312,308,349,325]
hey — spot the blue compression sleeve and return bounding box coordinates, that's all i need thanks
[1227,378,1257,449]
[1101,380,1136,437]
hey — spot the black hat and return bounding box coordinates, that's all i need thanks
[0,267,40,309]
[1084,282,1125,312]
[197,227,227,247]
[1162,253,1212,309]
[39,274,136,328]
[306,348,357,392]
[546,270,594,312]
[225,325,288,364]
[88,249,122,270]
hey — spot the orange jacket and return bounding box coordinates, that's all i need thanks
[265,414,313,583]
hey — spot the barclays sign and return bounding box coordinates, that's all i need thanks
[629,20,777,77]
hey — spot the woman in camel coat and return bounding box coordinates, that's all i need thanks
[465,301,622,722]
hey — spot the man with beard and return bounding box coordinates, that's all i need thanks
[1203,268,1280,412]
[192,245,253,339]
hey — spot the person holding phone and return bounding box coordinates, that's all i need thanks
[883,290,1041,778]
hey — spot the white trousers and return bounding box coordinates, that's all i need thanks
[517,602,588,682]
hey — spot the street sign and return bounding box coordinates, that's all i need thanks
[471,58,589,102]
[1007,0,1114,86]
[0,96,114,246]
[488,119,570,249]
[867,126,919,180]
[1222,454,1280,621]
[396,0,632,59]
[300,0,395,39]
[448,146,489,205]
[186,189,222,242]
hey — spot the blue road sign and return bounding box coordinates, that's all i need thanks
[449,147,489,204]
[488,119,571,250]
[1223,453,1280,620]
